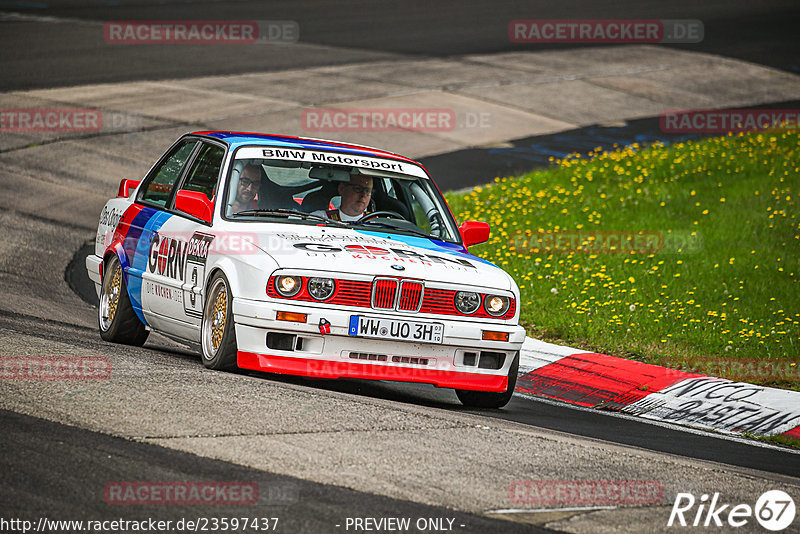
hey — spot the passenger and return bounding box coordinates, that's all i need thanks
[230,163,261,214]
[312,174,373,222]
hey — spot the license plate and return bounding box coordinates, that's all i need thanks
[348,316,444,344]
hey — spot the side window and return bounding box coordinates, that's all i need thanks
[140,141,198,207]
[178,143,224,202]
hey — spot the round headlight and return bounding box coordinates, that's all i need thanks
[275,275,302,297]
[484,295,510,316]
[308,277,335,301]
[454,291,480,314]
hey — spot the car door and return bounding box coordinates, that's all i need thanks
[142,141,224,340]
[126,139,199,327]
[165,141,225,329]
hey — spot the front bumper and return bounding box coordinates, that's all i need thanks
[233,297,526,392]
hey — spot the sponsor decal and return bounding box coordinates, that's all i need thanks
[292,243,475,270]
[234,147,428,179]
[99,206,124,230]
[149,234,188,281]
[262,148,407,172]
[625,377,800,435]
[146,231,215,282]
[97,206,126,248]
[144,281,183,303]
[183,232,214,315]
[144,231,214,317]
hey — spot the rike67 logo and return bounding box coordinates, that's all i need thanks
[668,490,795,531]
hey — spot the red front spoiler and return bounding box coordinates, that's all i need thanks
[237,351,508,392]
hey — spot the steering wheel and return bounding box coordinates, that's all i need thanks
[359,210,406,222]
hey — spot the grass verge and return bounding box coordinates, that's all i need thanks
[445,129,799,390]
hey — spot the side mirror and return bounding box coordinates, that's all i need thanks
[459,221,490,247]
[175,190,214,224]
[117,179,141,198]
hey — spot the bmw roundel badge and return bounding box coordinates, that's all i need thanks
[391,264,405,271]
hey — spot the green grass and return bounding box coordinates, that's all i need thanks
[744,432,800,449]
[445,129,800,389]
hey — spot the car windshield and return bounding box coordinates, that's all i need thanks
[224,149,461,243]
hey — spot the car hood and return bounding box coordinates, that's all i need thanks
[251,226,514,291]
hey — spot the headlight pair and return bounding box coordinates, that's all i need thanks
[454,291,510,316]
[274,275,335,301]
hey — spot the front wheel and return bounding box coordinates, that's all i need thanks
[455,352,519,409]
[201,272,238,370]
[98,255,149,346]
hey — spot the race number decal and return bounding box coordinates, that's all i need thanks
[183,232,214,317]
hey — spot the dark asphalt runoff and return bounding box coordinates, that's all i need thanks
[0,409,553,533]
[0,0,798,91]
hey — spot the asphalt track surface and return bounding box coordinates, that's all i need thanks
[0,0,798,91]
[3,1,800,532]
[1,410,549,533]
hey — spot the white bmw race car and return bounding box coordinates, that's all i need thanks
[87,131,526,407]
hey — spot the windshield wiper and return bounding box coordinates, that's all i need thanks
[235,209,349,227]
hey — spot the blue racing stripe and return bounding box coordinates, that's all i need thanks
[125,209,172,324]
[353,229,499,268]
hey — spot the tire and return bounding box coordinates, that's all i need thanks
[455,352,519,409]
[201,272,238,370]
[98,255,149,346]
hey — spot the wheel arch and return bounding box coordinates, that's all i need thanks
[101,244,127,284]
[203,255,274,304]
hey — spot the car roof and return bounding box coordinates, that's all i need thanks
[192,131,417,164]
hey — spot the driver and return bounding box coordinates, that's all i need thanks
[230,163,261,214]
[313,174,373,222]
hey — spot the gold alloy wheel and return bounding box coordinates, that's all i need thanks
[202,277,230,360]
[100,259,122,331]
[107,266,121,324]
[210,283,227,352]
